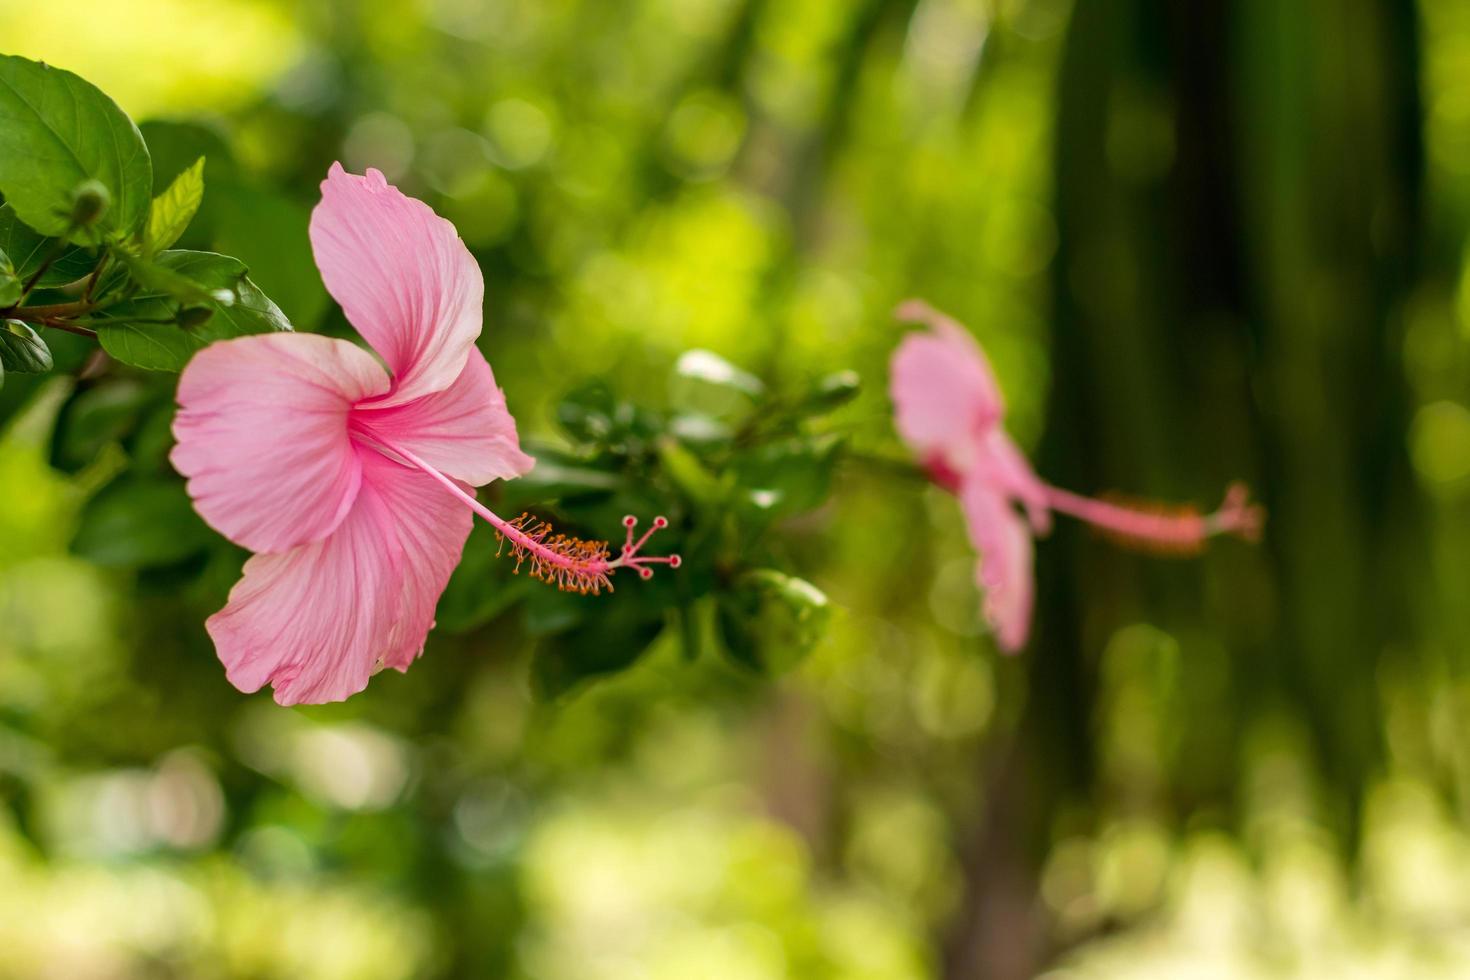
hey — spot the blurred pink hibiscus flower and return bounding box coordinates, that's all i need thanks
[172,165,675,705]
[890,300,1261,652]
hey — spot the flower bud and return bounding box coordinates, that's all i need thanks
[70,180,111,227]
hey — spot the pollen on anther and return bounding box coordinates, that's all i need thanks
[494,513,614,595]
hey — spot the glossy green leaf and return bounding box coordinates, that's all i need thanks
[0,202,97,287]
[718,569,831,673]
[71,477,212,568]
[96,319,206,374]
[669,348,764,421]
[110,247,234,307]
[98,250,291,371]
[0,55,151,243]
[0,320,51,373]
[144,156,204,254]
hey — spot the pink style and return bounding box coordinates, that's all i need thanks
[889,299,1261,653]
[171,164,676,706]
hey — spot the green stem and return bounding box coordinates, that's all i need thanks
[18,240,70,300]
[36,319,97,339]
[82,252,111,302]
[7,300,100,319]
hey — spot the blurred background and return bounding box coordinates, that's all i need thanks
[1,0,1467,977]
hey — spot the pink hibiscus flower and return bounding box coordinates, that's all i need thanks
[172,164,677,705]
[890,299,1261,652]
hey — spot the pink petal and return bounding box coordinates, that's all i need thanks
[974,429,1052,535]
[207,450,473,705]
[352,346,534,486]
[171,333,389,554]
[959,477,1035,653]
[310,163,483,406]
[890,301,1006,471]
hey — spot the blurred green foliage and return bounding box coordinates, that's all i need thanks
[3,0,1470,978]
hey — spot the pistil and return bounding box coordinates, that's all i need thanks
[371,436,679,593]
[1042,481,1262,554]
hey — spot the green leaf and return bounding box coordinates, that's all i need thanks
[658,438,726,507]
[799,369,861,415]
[0,330,87,433]
[211,182,328,329]
[718,569,831,674]
[532,592,666,699]
[556,379,618,443]
[110,247,233,307]
[501,447,625,506]
[0,320,51,373]
[98,250,291,371]
[437,524,536,633]
[0,248,19,307]
[138,122,327,328]
[96,318,206,373]
[669,349,764,421]
[0,202,97,287]
[49,378,154,473]
[734,435,843,518]
[0,55,151,243]
[71,477,212,568]
[144,156,204,254]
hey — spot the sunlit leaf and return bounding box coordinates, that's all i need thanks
[144,156,204,254]
[669,348,764,421]
[0,54,151,243]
